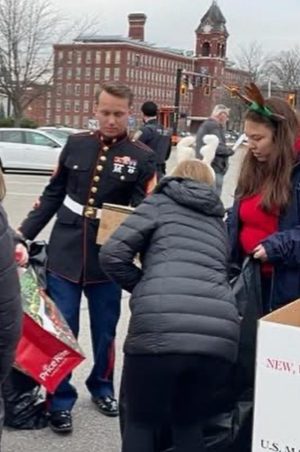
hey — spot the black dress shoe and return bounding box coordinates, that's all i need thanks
[49,410,73,433]
[92,396,119,417]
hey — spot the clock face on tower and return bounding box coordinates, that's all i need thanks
[203,24,212,33]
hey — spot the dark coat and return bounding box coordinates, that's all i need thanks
[19,131,156,283]
[228,162,300,310]
[100,177,240,362]
[0,204,22,384]
[195,118,233,175]
[138,119,172,164]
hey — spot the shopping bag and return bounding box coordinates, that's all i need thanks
[15,265,85,393]
[3,368,48,430]
[97,203,134,245]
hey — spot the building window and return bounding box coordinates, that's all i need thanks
[94,68,101,80]
[126,68,130,80]
[56,83,62,95]
[83,116,89,127]
[57,50,64,62]
[65,101,71,112]
[66,84,72,96]
[74,100,80,113]
[84,84,90,96]
[67,51,72,64]
[46,99,51,109]
[56,100,61,111]
[94,84,100,95]
[57,67,63,79]
[202,42,211,57]
[55,115,61,124]
[114,67,120,80]
[85,67,91,79]
[74,84,81,96]
[64,115,71,126]
[95,51,101,64]
[115,50,121,64]
[83,100,89,113]
[73,115,80,127]
[75,68,81,79]
[105,51,111,64]
[76,50,82,64]
[204,86,211,96]
[127,51,131,64]
[104,67,110,80]
[86,51,92,63]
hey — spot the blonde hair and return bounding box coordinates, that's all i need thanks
[172,159,215,186]
[0,170,5,201]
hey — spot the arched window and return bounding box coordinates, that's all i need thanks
[221,44,226,58]
[202,42,210,57]
[217,43,221,57]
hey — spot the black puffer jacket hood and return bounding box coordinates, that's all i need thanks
[155,177,225,217]
[100,177,240,362]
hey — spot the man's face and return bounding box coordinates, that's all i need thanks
[94,91,131,138]
[217,112,229,126]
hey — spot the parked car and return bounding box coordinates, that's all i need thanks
[38,127,87,143]
[0,128,63,172]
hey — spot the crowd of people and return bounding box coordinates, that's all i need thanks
[0,81,300,452]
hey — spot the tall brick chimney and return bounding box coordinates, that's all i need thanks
[128,13,147,41]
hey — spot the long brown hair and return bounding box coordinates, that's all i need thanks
[236,97,299,211]
[0,170,5,201]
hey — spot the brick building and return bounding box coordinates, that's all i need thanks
[47,1,250,131]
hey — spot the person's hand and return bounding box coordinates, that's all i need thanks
[253,244,268,262]
[15,243,29,267]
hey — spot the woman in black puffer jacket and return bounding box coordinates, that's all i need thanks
[0,171,22,441]
[100,160,240,452]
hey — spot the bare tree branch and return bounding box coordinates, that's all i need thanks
[233,41,268,84]
[0,0,101,123]
[267,46,300,90]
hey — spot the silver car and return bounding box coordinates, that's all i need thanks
[0,128,63,172]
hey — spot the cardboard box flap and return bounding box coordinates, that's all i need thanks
[263,298,300,327]
[101,203,135,214]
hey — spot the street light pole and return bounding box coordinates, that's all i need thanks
[173,67,182,136]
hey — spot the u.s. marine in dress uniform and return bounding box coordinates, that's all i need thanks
[18,83,156,434]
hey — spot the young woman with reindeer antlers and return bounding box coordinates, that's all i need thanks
[227,83,300,314]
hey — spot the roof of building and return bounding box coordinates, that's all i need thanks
[72,34,194,59]
[196,1,228,36]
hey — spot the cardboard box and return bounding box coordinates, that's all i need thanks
[252,299,300,452]
[97,203,134,245]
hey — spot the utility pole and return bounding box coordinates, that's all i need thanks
[173,68,183,136]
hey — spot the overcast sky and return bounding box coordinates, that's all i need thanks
[52,0,300,58]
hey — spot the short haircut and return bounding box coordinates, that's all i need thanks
[211,104,230,117]
[95,82,134,106]
[172,159,215,186]
[141,101,158,117]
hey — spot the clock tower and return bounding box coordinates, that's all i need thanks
[192,1,229,119]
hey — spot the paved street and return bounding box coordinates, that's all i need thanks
[2,147,244,452]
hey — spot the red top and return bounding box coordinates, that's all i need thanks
[295,136,300,154]
[239,194,279,275]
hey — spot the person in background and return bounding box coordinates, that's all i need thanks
[228,97,300,314]
[0,170,23,443]
[195,104,233,195]
[134,101,172,179]
[100,159,239,452]
[17,83,156,434]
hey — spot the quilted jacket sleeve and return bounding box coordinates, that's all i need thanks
[0,205,22,383]
[100,196,159,292]
[262,226,300,266]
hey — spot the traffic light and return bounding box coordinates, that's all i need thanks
[287,93,296,108]
[180,74,188,95]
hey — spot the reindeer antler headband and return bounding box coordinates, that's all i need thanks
[224,82,285,122]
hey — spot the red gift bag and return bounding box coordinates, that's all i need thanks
[15,267,85,393]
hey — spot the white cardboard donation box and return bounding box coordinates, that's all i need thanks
[252,299,300,452]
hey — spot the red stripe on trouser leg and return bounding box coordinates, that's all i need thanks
[104,339,115,380]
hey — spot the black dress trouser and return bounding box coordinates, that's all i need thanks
[122,354,230,452]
